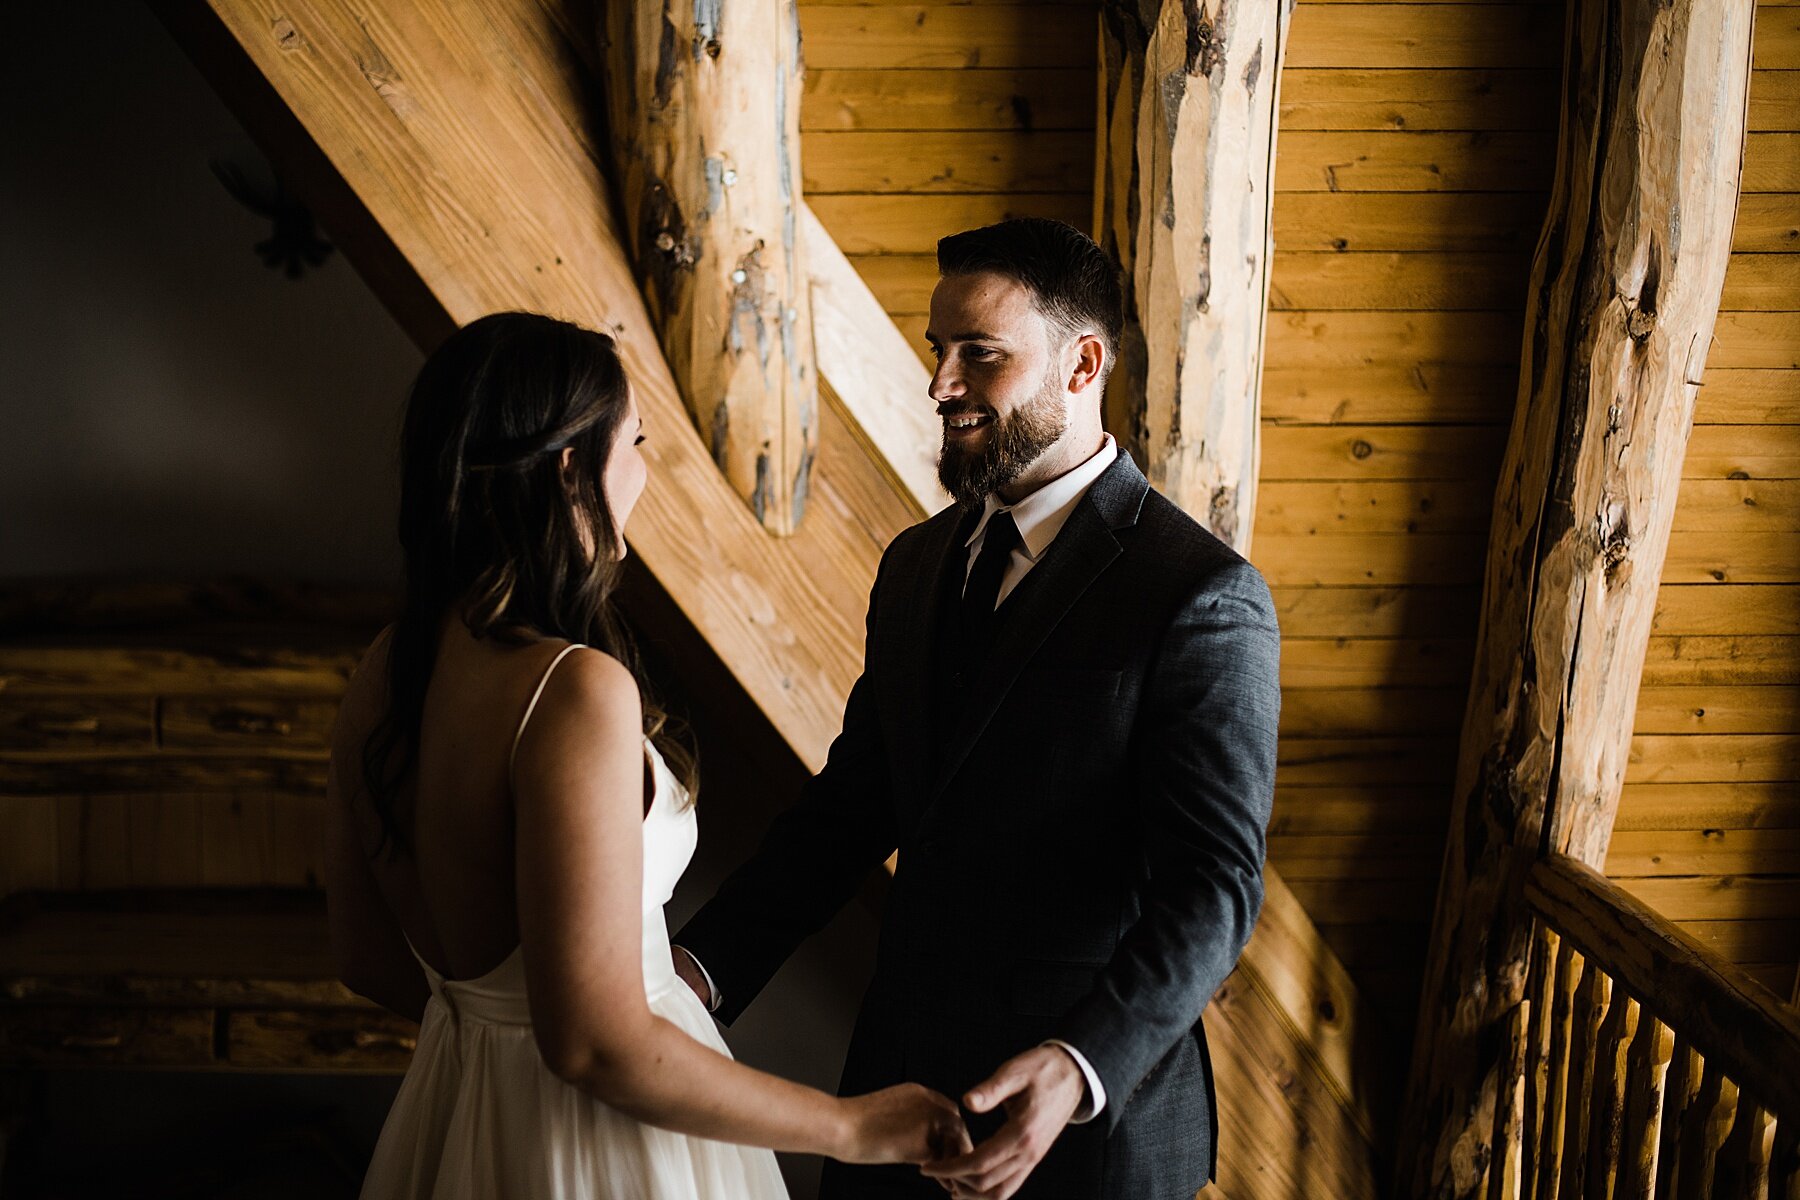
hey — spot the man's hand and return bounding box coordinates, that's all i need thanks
[670,945,713,1009]
[918,1045,1087,1199]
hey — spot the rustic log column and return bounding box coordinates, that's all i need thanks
[1094,0,1292,553]
[1397,0,1754,1195]
[600,0,815,535]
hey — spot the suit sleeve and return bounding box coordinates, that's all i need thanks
[1051,558,1281,1130]
[674,555,900,1026]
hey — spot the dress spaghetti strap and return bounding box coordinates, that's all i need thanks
[509,643,585,776]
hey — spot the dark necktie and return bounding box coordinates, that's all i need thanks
[961,509,1021,652]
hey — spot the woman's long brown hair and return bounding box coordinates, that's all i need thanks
[362,311,694,857]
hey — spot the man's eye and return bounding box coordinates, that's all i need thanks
[967,347,996,361]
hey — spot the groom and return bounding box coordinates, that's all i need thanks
[676,219,1280,1199]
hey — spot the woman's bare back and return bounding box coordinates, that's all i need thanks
[337,619,649,982]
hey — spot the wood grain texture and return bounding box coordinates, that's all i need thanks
[154,0,906,771]
[1526,856,1800,1128]
[800,68,1093,131]
[1096,0,1294,550]
[801,204,945,513]
[601,0,817,534]
[1398,0,1756,1192]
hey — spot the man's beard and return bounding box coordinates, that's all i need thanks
[936,377,1068,507]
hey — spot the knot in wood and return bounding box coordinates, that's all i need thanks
[1601,533,1631,578]
[272,18,303,51]
[1626,305,1656,341]
[1350,439,1374,460]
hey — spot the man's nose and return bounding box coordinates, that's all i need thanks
[929,361,963,403]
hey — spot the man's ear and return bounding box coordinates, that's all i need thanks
[1067,332,1107,395]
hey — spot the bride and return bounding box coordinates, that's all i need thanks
[322,312,967,1198]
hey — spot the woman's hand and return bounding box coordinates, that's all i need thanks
[834,1083,971,1164]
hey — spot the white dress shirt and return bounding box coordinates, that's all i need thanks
[679,433,1122,1125]
[960,433,1117,1125]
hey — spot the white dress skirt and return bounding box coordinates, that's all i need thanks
[359,649,790,1200]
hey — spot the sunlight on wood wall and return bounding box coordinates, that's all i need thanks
[1612,4,1800,1003]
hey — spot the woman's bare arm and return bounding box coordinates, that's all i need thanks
[513,649,960,1163]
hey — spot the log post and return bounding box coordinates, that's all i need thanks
[1094,0,1293,553]
[599,0,816,535]
[1396,0,1755,1195]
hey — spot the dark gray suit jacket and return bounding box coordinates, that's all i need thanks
[678,450,1280,1199]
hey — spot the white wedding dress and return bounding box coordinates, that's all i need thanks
[359,644,790,1200]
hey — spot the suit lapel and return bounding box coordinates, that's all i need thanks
[886,505,976,806]
[927,451,1151,801]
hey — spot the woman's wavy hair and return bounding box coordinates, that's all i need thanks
[362,311,694,857]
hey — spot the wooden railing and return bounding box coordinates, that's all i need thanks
[1486,853,1800,1200]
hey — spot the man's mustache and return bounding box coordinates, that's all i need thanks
[936,403,995,421]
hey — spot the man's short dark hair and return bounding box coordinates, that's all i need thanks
[936,218,1125,375]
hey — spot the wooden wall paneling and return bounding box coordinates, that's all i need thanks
[800,69,1093,132]
[1619,4,1800,1001]
[802,131,1093,193]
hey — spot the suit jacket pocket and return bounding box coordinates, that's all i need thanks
[1010,959,1101,1018]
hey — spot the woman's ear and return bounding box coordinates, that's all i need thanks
[559,446,575,473]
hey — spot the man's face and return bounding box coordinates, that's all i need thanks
[926,271,1070,507]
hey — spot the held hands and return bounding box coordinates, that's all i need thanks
[838,1084,972,1165]
[668,949,969,1165]
[920,1045,1087,1200]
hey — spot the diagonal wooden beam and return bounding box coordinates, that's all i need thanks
[800,201,947,516]
[1396,1,1756,1195]
[152,0,909,771]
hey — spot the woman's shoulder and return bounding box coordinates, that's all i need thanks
[531,643,642,725]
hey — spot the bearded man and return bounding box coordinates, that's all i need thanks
[674,219,1281,1200]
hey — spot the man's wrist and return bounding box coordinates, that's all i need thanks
[1041,1039,1106,1124]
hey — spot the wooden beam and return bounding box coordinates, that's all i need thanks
[598,0,816,535]
[799,202,946,514]
[1396,0,1756,1194]
[1099,3,1393,1191]
[152,0,908,771]
[1096,0,1293,552]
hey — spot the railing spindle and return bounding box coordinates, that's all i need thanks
[1561,968,1613,1197]
[1587,990,1639,1200]
[1772,1118,1798,1200]
[1656,1042,1700,1200]
[1493,993,1530,1200]
[1616,1014,1674,1200]
[1715,1097,1774,1200]
[1524,925,1560,1190]
[1538,943,1584,1200]
[1676,1057,1740,1200]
